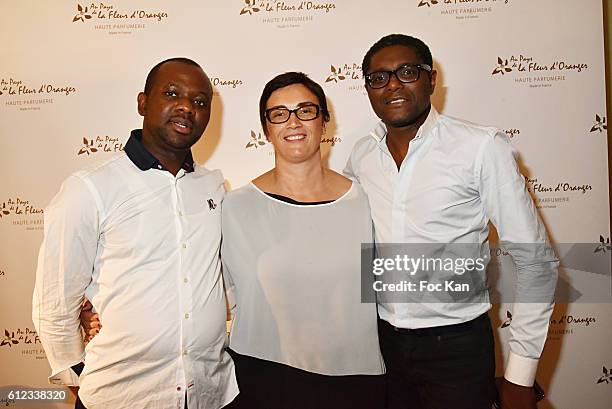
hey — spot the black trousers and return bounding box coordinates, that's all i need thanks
[379,314,496,409]
[225,349,385,409]
[75,395,86,409]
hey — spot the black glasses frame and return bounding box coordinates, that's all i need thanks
[265,103,321,124]
[365,64,432,89]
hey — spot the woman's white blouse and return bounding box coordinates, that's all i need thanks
[222,182,385,376]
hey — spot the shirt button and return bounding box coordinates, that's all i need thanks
[184,313,190,319]
[182,243,187,249]
[178,210,183,216]
[177,386,181,392]
[183,350,188,356]
[183,277,189,283]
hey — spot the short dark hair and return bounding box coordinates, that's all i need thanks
[259,72,330,134]
[143,57,202,95]
[362,34,433,76]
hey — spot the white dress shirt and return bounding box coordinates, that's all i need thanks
[345,107,558,386]
[32,134,238,409]
[222,183,385,376]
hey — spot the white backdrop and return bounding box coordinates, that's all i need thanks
[0,1,610,408]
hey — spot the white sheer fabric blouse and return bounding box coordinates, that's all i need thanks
[222,182,384,376]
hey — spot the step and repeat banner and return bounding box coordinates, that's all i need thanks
[0,1,610,408]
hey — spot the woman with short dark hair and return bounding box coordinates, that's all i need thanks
[222,72,385,409]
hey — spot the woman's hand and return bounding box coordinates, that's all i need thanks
[80,299,102,344]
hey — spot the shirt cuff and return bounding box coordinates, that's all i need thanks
[504,350,538,386]
[49,363,82,386]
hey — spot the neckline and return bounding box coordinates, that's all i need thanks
[249,182,354,208]
[265,192,333,205]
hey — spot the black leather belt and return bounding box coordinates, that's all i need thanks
[379,313,487,337]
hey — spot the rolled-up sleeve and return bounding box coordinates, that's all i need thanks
[32,175,99,384]
[477,131,559,386]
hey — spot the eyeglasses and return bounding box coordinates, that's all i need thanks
[365,64,432,89]
[265,103,320,124]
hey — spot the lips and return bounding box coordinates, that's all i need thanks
[385,96,409,105]
[283,133,306,142]
[169,117,193,134]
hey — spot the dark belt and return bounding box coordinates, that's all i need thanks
[379,313,488,337]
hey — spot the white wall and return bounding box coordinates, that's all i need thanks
[0,1,610,408]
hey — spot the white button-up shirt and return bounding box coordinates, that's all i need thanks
[32,137,238,408]
[345,107,558,386]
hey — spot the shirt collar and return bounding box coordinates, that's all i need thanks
[369,105,440,144]
[124,129,195,173]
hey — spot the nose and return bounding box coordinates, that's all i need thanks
[386,72,403,91]
[176,97,194,115]
[285,111,302,127]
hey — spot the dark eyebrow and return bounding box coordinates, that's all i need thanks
[267,101,317,110]
[369,62,421,73]
[164,83,210,98]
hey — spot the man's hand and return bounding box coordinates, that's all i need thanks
[497,377,538,409]
[80,299,102,344]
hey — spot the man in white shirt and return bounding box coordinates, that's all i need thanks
[345,34,558,409]
[32,58,238,409]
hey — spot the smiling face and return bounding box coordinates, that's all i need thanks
[264,83,325,164]
[137,61,212,157]
[365,45,436,129]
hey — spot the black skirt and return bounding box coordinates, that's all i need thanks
[225,349,386,409]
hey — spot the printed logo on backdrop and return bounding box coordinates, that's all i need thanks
[546,312,598,340]
[245,129,274,156]
[1,77,76,111]
[595,236,611,253]
[0,396,15,407]
[491,54,588,88]
[0,198,43,231]
[417,0,509,20]
[0,327,45,360]
[78,136,124,156]
[72,3,168,35]
[524,176,593,210]
[210,76,245,97]
[597,366,611,384]
[239,0,336,29]
[504,128,520,139]
[589,114,607,133]
[500,310,512,328]
[245,130,269,150]
[323,63,365,94]
[245,128,340,153]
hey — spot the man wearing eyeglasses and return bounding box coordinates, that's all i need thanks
[345,34,558,409]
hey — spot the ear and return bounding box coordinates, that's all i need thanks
[137,92,147,117]
[429,70,437,95]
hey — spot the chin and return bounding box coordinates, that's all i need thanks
[383,116,419,128]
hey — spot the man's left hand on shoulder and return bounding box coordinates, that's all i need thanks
[497,377,538,409]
